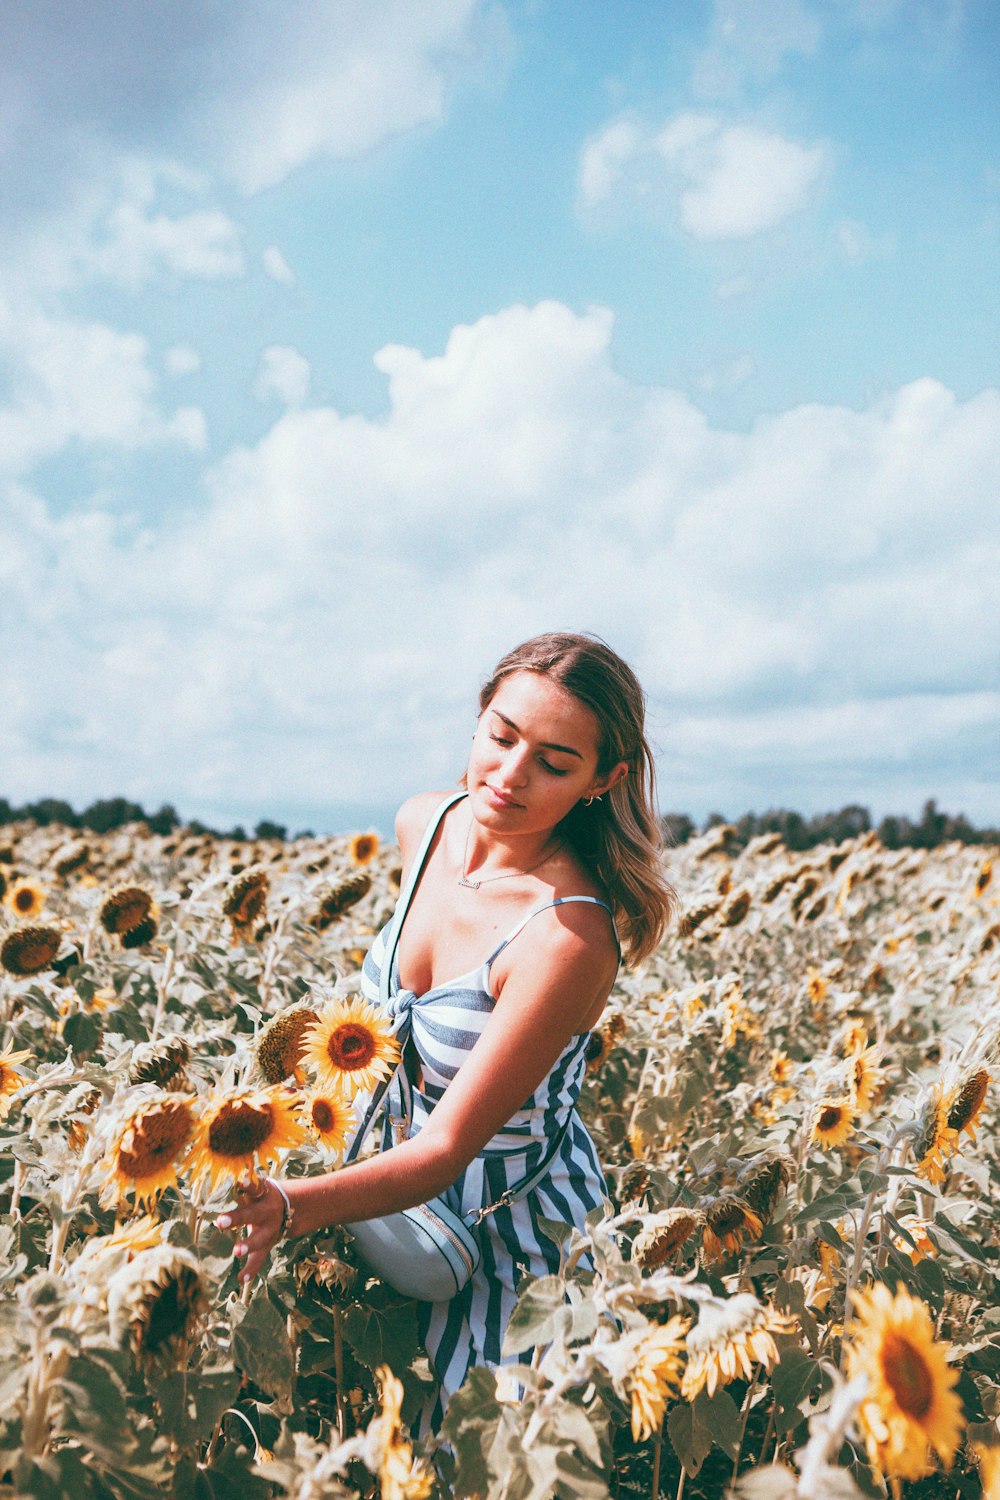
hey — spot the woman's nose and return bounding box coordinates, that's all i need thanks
[500,746,531,786]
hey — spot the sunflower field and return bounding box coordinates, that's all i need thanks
[1,818,998,1500]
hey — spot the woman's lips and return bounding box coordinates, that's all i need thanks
[485,784,521,808]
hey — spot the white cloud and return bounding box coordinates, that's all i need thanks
[165,345,202,376]
[2,302,997,823]
[253,346,312,407]
[579,112,828,239]
[693,0,822,98]
[262,246,296,285]
[89,199,245,287]
[0,299,208,474]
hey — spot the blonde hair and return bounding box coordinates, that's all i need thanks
[477,632,676,965]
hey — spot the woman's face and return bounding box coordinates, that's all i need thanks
[466,669,624,836]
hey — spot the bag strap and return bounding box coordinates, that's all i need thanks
[465,1113,574,1225]
[344,790,466,1166]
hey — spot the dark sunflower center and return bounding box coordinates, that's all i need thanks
[710,1203,743,1234]
[208,1100,273,1155]
[140,1272,197,1354]
[327,1025,375,1069]
[881,1331,934,1420]
[312,1099,335,1131]
[818,1105,843,1131]
[120,1106,191,1175]
[15,890,34,912]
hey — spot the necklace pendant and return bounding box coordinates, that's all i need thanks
[458,874,481,890]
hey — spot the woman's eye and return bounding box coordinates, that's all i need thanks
[489,733,512,746]
[541,760,569,776]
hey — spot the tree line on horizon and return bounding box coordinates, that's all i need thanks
[1,793,997,852]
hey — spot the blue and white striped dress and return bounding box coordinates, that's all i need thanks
[359,804,616,1431]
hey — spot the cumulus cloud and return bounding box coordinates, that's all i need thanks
[254,346,312,408]
[165,345,202,377]
[0,0,505,218]
[262,246,296,285]
[579,112,828,238]
[692,0,822,98]
[2,302,997,823]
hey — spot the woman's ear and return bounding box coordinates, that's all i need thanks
[591,762,629,798]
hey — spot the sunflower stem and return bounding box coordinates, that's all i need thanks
[731,1368,760,1481]
[674,1464,685,1500]
[839,1125,908,1367]
[150,943,176,1042]
[650,1418,663,1500]
[333,1303,346,1440]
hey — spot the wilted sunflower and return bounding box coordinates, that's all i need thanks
[946,1067,989,1143]
[619,1161,652,1204]
[0,1041,31,1116]
[349,832,380,867]
[254,1004,320,1085]
[121,915,158,949]
[0,925,62,976]
[585,1025,614,1074]
[701,1196,763,1259]
[5,880,45,920]
[129,1036,190,1089]
[633,1209,702,1269]
[53,841,89,876]
[682,1295,794,1400]
[310,873,372,930]
[721,888,752,927]
[811,1096,856,1150]
[914,1087,955,1184]
[188,1085,306,1192]
[99,885,155,937]
[626,1317,689,1441]
[223,868,269,931]
[738,1153,794,1222]
[303,1089,354,1157]
[66,1086,102,1150]
[845,1282,963,1486]
[107,1245,208,1366]
[109,1095,198,1209]
[370,1366,433,1500]
[303,995,400,1098]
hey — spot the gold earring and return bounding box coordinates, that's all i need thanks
[584,794,603,806]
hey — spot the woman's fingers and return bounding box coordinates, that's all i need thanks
[216,1183,283,1284]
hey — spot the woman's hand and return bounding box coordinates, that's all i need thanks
[217,1175,288,1285]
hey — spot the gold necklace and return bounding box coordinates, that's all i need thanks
[458,821,561,890]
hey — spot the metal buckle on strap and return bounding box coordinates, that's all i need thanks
[467,1188,516,1226]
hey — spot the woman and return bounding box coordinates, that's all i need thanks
[219,632,675,1427]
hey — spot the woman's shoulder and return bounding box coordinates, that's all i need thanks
[394,788,463,859]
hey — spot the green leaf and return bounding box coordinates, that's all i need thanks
[62,1010,103,1057]
[667,1397,714,1476]
[156,1367,241,1451]
[769,1347,823,1433]
[341,1293,420,1373]
[502,1275,567,1356]
[232,1293,295,1406]
[697,1385,742,1458]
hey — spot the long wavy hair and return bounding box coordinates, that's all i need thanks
[475,632,676,966]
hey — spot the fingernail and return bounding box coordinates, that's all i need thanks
[218,1215,231,1229]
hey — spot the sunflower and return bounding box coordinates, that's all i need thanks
[769,1050,793,1083]
[845,1282,963,1486]
[303,1089,354,1157]
[5,880,46,920]
[107,1245,208,1366]
[99,885,155,936]
[840,1017,869,1056]
[223,868,269,930]
[914,1087,955,1184]
[626,1317,689,1441]
[129,1036,190,1089]
[188,1085,306,1192]
[0,925,62,976]
[721,888,751,927]
[737,1152,794,1222]
[701,1196,763,1259]
[619,1161,652,1204]
[108,1095,198,1209]
[310,873,372,930]
[974,1444,1000,1500]
[585,1025,614,1075]
[370,1366,433,1500]
[805,968,828,1007]
[121,916,158,949]
[893,1216,936,1265]
[974,858,992,897]
[349,832,380,867]
[946,1067,989,1143]
[847,1047,884,1113]
[53,841,89,877]
[633,1209,702,1269]
[811,1096,855,1150]
[302,995,400,1098]
[254,1004,320,1085]
[681,1295,794,1400]
[66,1086,103,1150]
[0,1041,32,1116]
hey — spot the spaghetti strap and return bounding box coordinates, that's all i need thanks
[486,895,620,967]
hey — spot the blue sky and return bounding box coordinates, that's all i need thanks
[1,0,998,834]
